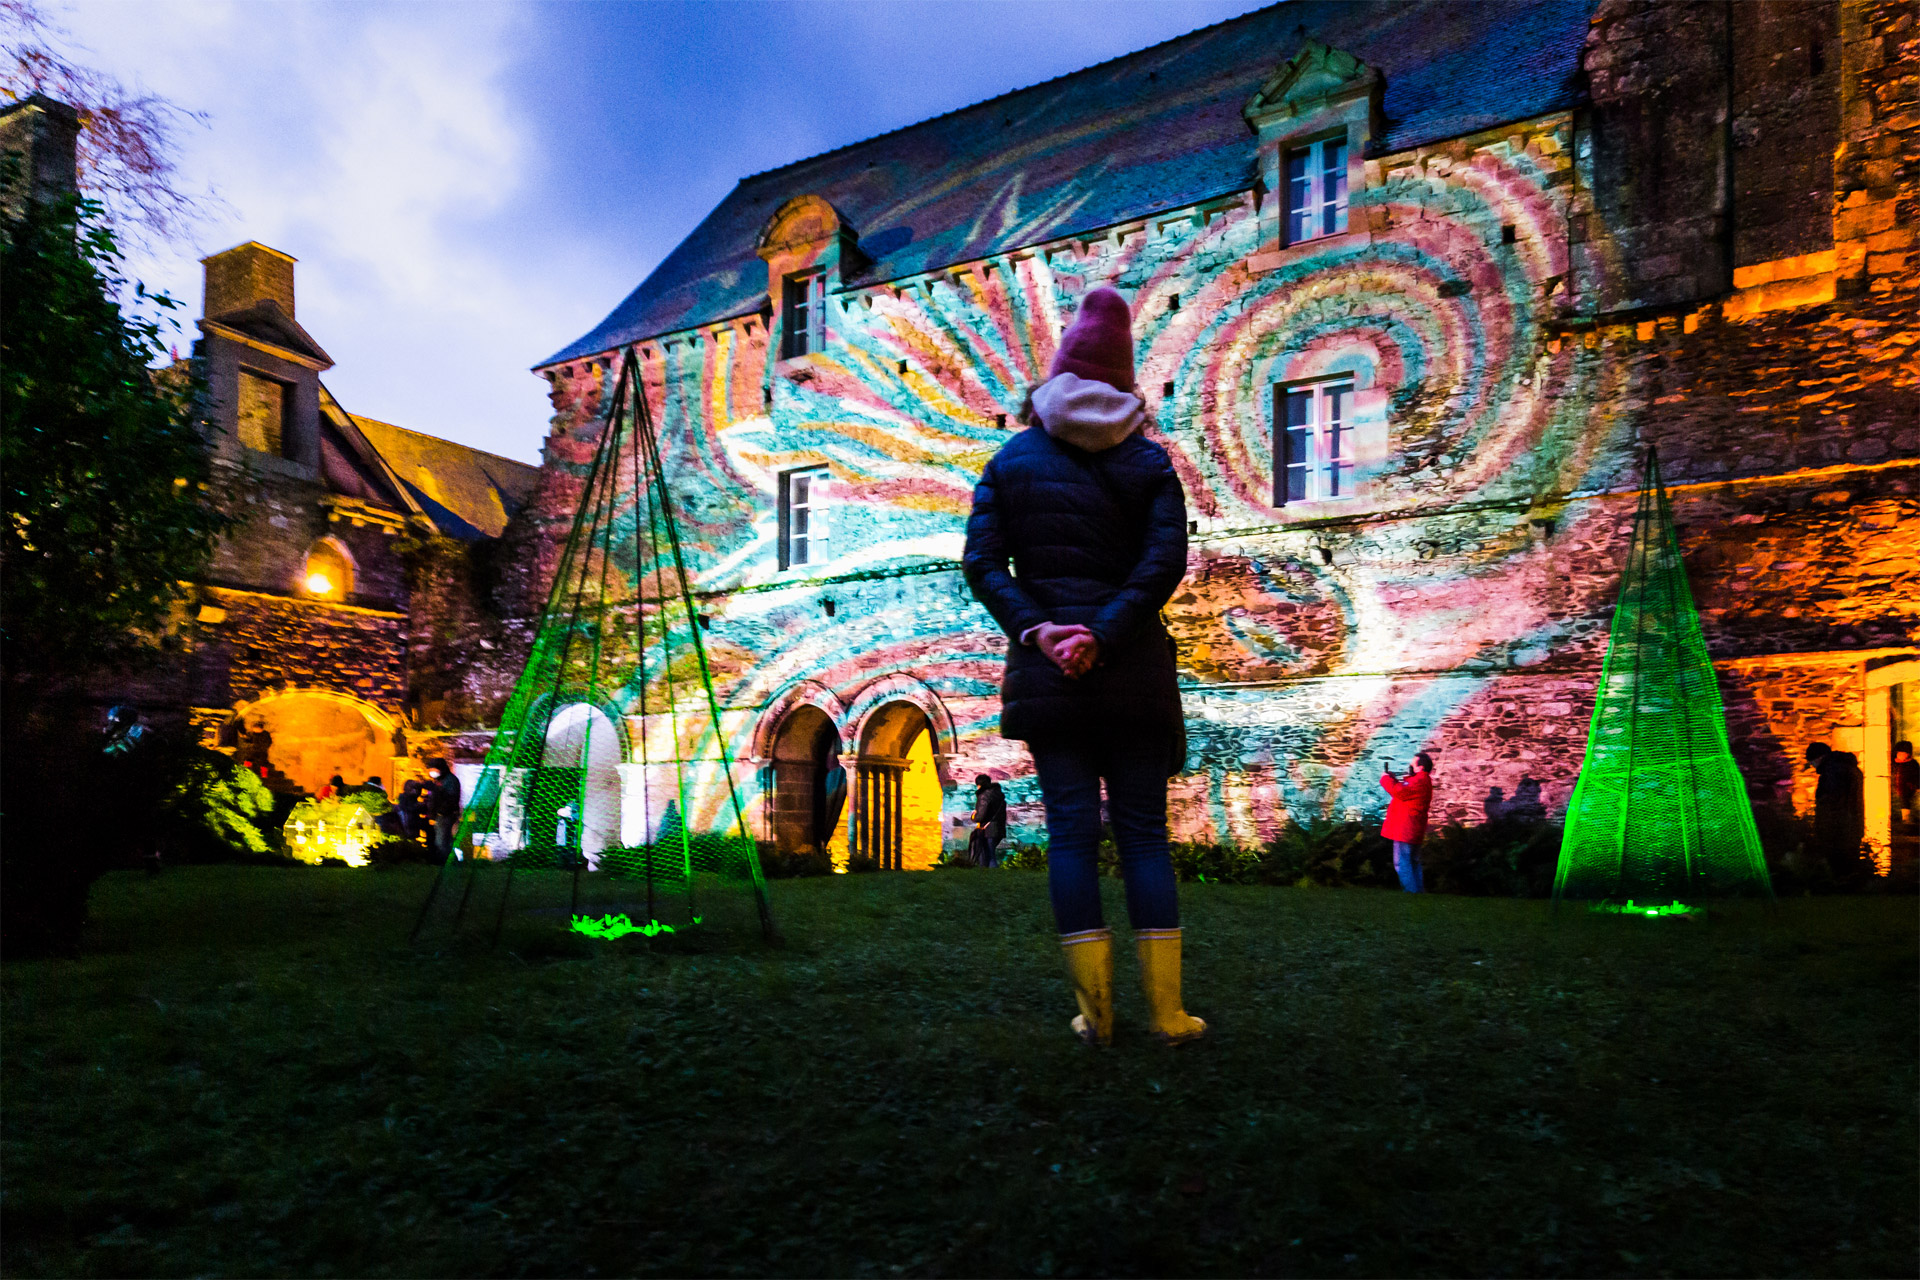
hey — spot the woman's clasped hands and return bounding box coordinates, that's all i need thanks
[1033,621,1101,679]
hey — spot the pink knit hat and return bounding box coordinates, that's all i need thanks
[1049,287,1135,393]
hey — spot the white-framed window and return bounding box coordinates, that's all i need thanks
[781,271,826,359]
[1275,378,1355,505]
[1286,137,1348,244]
[780,466,829,568]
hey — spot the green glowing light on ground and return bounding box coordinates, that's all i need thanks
[569,913,704,939]
[1589,899,1696,918]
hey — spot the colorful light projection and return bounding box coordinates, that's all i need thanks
[1553,449,1772,904]
[559,114,1636,848]
[412,351,774,946]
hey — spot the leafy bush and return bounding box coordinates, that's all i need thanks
[1419,819,1561,897]
[153,748,279,861]
[846,853,881,874]
[1753,806,1915,896]
[1001,843,1047,871]
[1263,819,1394,888]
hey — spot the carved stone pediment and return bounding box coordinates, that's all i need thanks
[1244,40,1381,133]
[758,195,859,260]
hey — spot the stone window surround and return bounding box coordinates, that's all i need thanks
[1242,42,1382,274]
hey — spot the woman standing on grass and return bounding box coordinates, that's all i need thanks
[962,287,1204,1047]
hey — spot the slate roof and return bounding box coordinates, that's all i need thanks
[349,414,542,540]
[542,0,1598,367]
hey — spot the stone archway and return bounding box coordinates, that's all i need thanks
[532,703,623,859]
[227,690,398,797]
[768,704,842,855]
[853,701,943,870]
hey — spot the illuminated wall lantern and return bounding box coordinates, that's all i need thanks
[302,538,353,601]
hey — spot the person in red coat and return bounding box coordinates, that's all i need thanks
[1380,753,1435,893]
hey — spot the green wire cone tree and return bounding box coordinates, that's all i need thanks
[1553,448,1771,905]
[413,350,772,945]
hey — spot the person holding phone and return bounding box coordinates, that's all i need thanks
[1380,753,1435,893]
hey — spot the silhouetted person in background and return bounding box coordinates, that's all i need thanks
[970,774,1008,867]
[819,749,848,853]
[239,717,273,779]
[1805,742,1866,878]
[425,759,461,862]
[393,779,425,841]
[99,705,164,870]
[1894,740,1917,823]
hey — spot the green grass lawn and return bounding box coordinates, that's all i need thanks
[4,867,1915,1278]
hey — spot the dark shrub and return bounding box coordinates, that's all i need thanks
[760,846,833,878]
[1002,844,1047,871]
[1263,819,1394,888]
[367,837,437,868]
[1418,819,1560,897]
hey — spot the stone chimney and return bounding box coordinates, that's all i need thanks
[202,241,297,321]
[0,94,80,219]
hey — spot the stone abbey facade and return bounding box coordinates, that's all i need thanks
[78,229,540,797]
[465,0,1919,869]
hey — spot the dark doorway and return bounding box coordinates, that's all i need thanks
[770,705,839,854]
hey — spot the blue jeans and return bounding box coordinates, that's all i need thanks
[1393,840,1423,893]
[1029,737,1180,935]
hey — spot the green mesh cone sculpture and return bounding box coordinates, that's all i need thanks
[412,349,773,946]
[1553,448,1771,905]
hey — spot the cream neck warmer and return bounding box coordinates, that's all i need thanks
[1031,372,1145,453]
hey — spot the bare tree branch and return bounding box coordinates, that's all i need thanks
[1,0,220,246]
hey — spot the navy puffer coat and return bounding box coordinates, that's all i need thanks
[963,425,1189,763]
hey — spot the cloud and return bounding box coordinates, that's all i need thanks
[50,0,577,460]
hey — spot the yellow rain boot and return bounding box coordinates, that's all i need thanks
[1136,928,1207,1045]
[1060,927,1113,1046]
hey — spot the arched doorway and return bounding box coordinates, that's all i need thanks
[854,702,944,870]
[528,703,622,859]
[227,690,395,796]
[768,705,843,855]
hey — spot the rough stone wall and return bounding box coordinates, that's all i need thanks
[1834,0,1917,300]
[204,464,408,607]
[1581,0,1736,309]
[1731,1,1844,267]
[1718,656,1866,818]
[197,589,408,712]
[480,0,1917,852]
[399,531,532,731]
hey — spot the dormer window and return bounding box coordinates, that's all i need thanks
[782,271,826,359]
[1243,42,1381,265]
[1286,138,1348,243]
[237,368,292,456]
